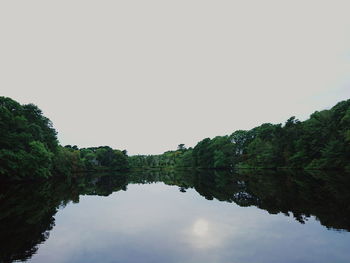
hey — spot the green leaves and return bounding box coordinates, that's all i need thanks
[0,97,58,180]
[129,98,350,171]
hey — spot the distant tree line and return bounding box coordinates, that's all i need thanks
[129,99,350,171]
[1,96,349,180]
[0,97,128,181]
[53,145,129,176]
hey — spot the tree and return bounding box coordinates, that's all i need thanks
[0,97,58,180]
[178,144,186,151]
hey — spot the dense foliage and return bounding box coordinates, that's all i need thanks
[0,97,58,179]
[53,145,129,175]
[1,96,349,180]
[0,97,128,180]
[130,99,350,170]
[128,145,192,168]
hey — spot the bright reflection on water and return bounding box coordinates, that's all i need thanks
[192,218,209,237]
[1,170,350,263]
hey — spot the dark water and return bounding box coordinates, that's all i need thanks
[1,170,350,263]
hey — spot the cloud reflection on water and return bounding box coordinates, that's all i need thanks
[25,182,350,263]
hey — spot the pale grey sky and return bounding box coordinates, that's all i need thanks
[1,1,349,155]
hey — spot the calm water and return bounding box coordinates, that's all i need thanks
[1,170,350,263]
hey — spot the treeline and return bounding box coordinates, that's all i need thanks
[53,145,129,176]
[128,144,189,168]
[1,96,349,180]
[129,99,350,170]
[0,97,128,181]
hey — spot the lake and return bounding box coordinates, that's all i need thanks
[1,169,350,263]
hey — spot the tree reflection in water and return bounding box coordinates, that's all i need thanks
[0,169,349,262]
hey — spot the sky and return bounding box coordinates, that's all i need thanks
[1,0,349,155]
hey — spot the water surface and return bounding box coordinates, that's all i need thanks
[1,170,350,263]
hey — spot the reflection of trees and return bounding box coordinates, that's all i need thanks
[0,196,54,262]
[234,170,350,231]
[0,181,69,262]
[128,169,350,232]
[0,172,128,263]
[1,170,349,262]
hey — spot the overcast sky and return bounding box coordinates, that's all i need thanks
[1,1,349,155]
